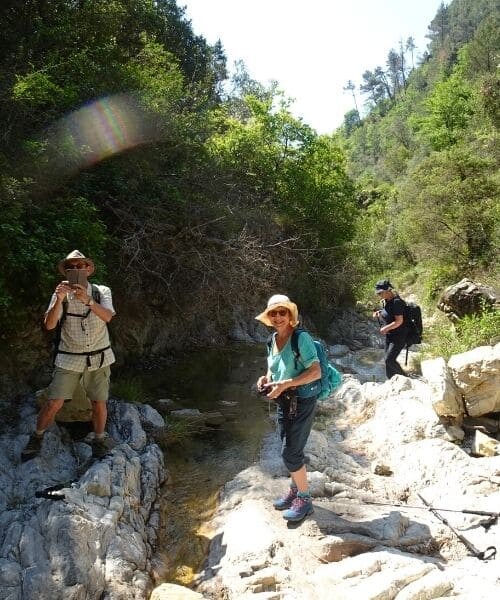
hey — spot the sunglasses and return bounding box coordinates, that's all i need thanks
[65,262,88,270]
[268,309,288,318]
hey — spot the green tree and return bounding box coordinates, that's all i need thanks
[397,146,499,271]
[342,108,361,137]
[427,2,450,50]
[406,36,417,71]
[208,93,357,249]
[343,80,360,116]
[415,69,475,150]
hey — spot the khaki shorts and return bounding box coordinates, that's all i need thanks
[47,366,111,403]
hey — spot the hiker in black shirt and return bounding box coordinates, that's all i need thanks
[372,279,408,379]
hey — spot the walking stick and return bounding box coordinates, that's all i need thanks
[359,499,499,529]
[35,482,67,501]
[417,493,497,561]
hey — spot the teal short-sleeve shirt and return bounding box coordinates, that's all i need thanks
[267,330,320,398]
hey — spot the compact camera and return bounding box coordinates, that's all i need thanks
[66,269,88,288]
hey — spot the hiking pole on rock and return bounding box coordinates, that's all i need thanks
[359,499,499,529]
[35,483,67,501]
[417,493,497,561]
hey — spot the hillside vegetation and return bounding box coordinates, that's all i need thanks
[340,0,499,304]
[0,0,498,380]
[0,0,356,348]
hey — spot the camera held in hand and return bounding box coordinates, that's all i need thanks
[278,389,297,403]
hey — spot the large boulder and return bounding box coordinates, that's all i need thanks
[197,369,500,600]
[448,343,500,416]
[1,397,166,600]
[437,278,497,321]
[421,357,462,417]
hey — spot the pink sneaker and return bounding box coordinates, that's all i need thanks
[282,495,314,521]
[273,486,298,510]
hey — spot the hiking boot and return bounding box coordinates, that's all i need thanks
[21,432,44,462]
[282,495,314,522]
[273,486,298,510]
[91,435,116,459]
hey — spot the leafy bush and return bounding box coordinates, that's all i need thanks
[0,181,108,333]
[422,263,461,303]
[424,308,500,360]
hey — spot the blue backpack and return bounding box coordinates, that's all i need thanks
[267,328,342,401]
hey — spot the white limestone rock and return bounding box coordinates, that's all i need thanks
[394,569,454,600]
[137,404,165,428]
[307,470,328,497]
[448,343,500,416]
[328,344,351,357]
[304,429,329,471]
[421,356,462,416]
[150,583,205,599]
[472,430,500,456]
[1,398,166,600]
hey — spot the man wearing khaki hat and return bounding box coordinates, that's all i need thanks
[21,250,116,461]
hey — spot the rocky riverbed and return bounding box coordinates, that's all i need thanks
[184,346,500,600]
[1,340,499,600]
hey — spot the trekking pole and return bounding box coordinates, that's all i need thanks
[358,499,499,526]
[417,493,497,561]
[35,483,67,501]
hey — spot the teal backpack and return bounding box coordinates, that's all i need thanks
[267,328,342,401]
[291,329,342,400]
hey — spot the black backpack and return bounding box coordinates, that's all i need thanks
[405,302,423,347]
[403,302,423,366]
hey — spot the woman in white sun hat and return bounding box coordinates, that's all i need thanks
[255,294,321,523]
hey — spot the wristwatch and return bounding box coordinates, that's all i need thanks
[86,299,95,307]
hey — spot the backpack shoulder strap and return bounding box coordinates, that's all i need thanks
[291,328,307,368]
[90,284,111,340]
[91,283,102,303]
[52,297,68,363]
[290,329,302,359]
[266,332,275,355]
[60,296,69,325]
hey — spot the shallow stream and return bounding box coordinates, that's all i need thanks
[123,344,274,586]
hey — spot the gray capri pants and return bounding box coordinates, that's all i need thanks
[277,395,317,472]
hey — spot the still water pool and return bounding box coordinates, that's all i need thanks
[118,343,273,586]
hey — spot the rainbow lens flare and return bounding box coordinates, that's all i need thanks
[46,93,157,179]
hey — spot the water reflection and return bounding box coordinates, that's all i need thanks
[123,344,272,585]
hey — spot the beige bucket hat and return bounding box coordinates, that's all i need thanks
[255,294,299,327]
[58,249,95,276]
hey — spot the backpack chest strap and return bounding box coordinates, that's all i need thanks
[57,345,110,368]
[66,310,91,319]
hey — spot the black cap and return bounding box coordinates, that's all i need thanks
[375,279,392,292]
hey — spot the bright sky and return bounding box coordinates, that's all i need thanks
[181,0,445,133]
